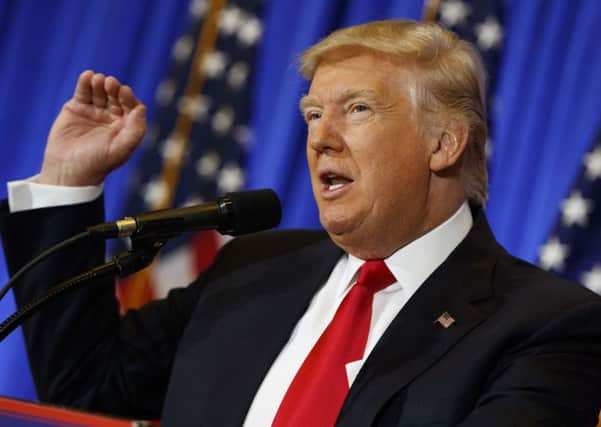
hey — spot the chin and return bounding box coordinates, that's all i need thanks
[320,212,352,236]
[326,234,384,260]
[322,219,392,260]
[321,219,359,251]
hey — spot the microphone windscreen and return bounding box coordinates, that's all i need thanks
[226,189,282,235]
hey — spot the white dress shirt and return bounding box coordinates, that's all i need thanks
[6,180,473,426]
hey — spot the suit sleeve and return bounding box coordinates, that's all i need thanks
[459,299,601,427]
[0,197,206,419]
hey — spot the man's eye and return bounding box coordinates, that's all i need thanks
[306,111,322,122]
[350,104,369,113]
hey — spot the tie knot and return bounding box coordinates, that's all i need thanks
[356,260,395,295]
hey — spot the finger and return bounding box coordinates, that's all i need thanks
[113,104,147,160]
[118,85,140,113]
[91,73,108,108]
[73,70,94,104]
[105,76,123,115]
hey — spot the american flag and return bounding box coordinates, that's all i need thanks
[117,0,264,309]
[435,311,456,328]
[538,135,601,292]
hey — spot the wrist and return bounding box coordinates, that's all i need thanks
[38,164,103,187]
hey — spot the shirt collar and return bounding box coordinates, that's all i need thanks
[336,201,473,297]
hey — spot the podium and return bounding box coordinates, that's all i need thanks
[0,397,158,426]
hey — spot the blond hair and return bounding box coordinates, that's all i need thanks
[300,20,488,205]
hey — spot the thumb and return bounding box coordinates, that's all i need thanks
[123,104,147,144]
[131,104,147,125]
[111,104,147,164]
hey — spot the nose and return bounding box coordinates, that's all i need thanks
[307,114,345,154]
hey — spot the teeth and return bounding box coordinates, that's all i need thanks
[323,173,351,191]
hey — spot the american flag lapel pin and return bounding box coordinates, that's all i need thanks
[434,311,455,328]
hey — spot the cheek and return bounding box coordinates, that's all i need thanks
[306,146,318,175]
[361,144,430,200]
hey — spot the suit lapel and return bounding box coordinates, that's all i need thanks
[337,211,500,426]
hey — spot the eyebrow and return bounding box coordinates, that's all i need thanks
[299,88,380,113]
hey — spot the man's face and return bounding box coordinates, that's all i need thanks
[303,50,436,259]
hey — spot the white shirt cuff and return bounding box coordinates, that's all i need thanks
[7,176,103,213]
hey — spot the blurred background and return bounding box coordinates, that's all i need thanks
[0,0,600,403]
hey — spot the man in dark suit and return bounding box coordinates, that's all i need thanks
[2,20,601,426]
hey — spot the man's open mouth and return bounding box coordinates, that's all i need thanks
[321,172,353,191]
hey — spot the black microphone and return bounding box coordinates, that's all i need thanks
[87,189,281,239]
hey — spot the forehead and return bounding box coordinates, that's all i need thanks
[305,50,414,105]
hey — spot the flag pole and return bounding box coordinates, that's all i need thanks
[422,0,441,22]
[159,0,228,210]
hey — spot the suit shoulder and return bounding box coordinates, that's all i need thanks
[210,229,333,272]
[494,250,601,308]
[228,228,330,252]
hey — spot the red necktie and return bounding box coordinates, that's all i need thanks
[272,260,395,427]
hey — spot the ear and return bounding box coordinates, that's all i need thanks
[429,122,469,172]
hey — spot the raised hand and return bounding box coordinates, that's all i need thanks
[39,70,147,186]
